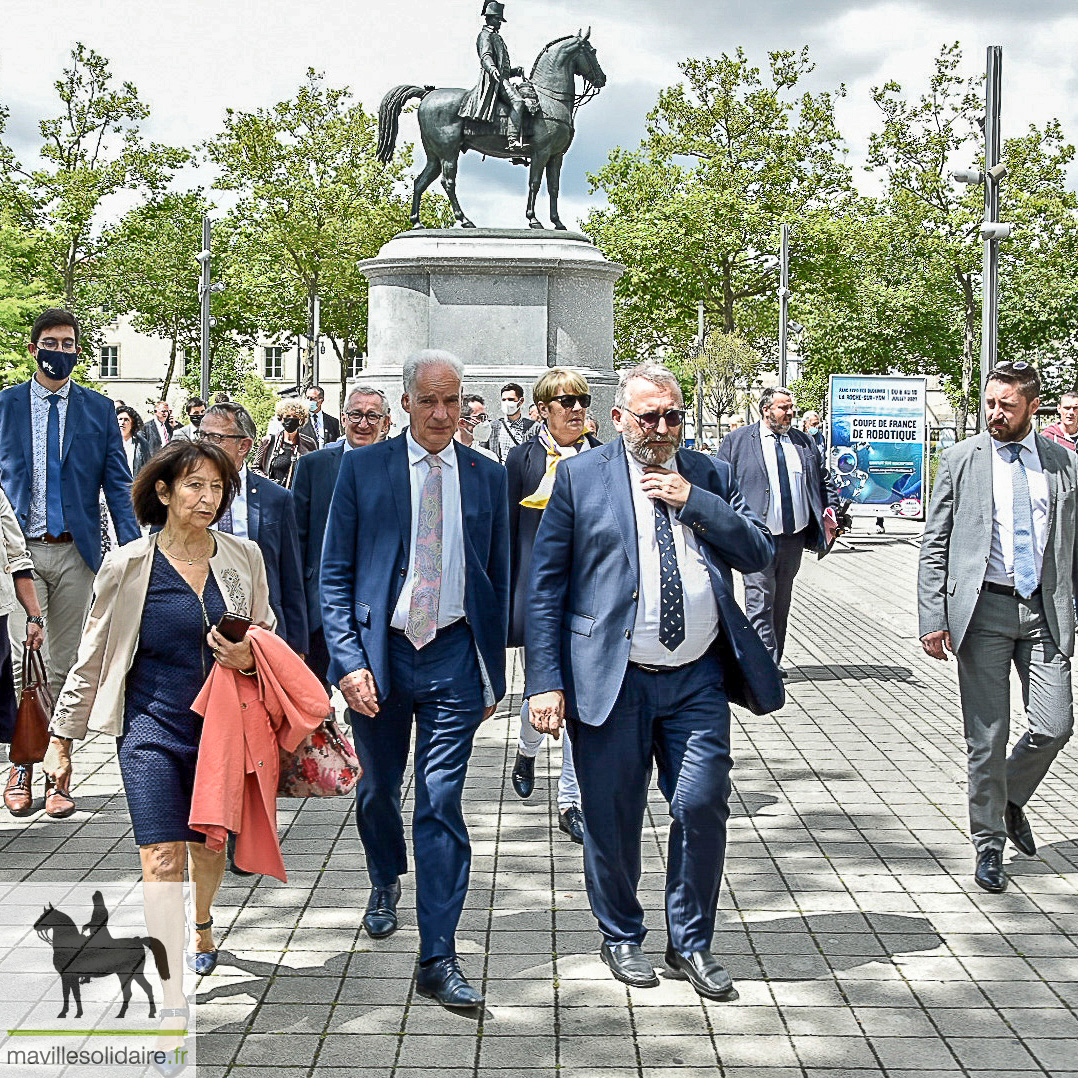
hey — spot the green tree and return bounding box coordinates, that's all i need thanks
[583,48,851,365]
[205,70,448,408]
[0,44,187,323]
[97,190,216,401]
[686,330,765,421]
[0,206,58,388]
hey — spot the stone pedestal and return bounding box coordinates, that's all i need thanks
[359,229,623,435]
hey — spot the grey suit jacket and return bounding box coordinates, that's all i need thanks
[918,431,1078,654]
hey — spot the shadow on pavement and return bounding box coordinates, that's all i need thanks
[788,664,915,683]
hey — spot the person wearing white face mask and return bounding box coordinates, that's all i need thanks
[488,382,536,463]
[455,394,500,461]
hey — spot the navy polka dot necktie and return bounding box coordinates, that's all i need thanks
[654,501,685,651]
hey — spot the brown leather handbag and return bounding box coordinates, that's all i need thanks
[10,651,53,765]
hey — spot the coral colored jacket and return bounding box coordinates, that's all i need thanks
[188,627,329,881]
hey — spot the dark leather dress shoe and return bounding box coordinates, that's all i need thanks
[416,956,483,1007]
[511,752,535,798]
[1005,801,1036,856]
[227,832,255,877]
[4,764,33,816]
[600,942,658,988]
[974,848,1007,893]
[665,948,736,1000]
[363,880,402,939]
[559,805,585,845]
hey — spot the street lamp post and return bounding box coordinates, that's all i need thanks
[197,215,211,402]
[778,223,790,386]
[694,299,705,448]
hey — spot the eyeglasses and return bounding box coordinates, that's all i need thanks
[464,413,489,425]
[344,410,387,426]
[622,407,685,430]
[37,338,77,352]
[548,393,592,410]
[197,430,247,444]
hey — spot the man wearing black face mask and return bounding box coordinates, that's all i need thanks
[0,309,139,819]
[172,397,207,442]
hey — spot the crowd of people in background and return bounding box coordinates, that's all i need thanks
[1,306,1076,1017]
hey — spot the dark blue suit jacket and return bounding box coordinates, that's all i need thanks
[714,422,838,552]
[320,432,510,701]
[525,437,783,725]
[505,433,601,649]
[292,440,346,633]
[0,379,139,571]
[246,470,308,655]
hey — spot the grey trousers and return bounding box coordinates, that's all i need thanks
[742,532,805,664]
[956,590,1074,854]
[8,539,95,724]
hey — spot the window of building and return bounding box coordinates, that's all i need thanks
[264,346,285,380]
[181,348,197,378]
[346,349,364,380]
[99,345,119,379]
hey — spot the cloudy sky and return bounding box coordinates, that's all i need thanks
[2,0,1077,230]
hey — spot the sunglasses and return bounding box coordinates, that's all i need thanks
[992,361,1031,373]
[548,393,592,410]
[622,407,685,431]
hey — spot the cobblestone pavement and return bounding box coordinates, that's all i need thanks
[3,523,1077,1077]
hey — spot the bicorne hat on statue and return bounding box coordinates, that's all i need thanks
[482,1,507,20]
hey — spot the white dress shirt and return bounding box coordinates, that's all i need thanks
[759,421,810,535]
[626,451,719,666]
[154,418,172,445]
[986,429,1049,587]
[391,432,466,631]
[213,464,249,539]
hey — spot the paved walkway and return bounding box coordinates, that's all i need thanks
[3,524,1077,1077]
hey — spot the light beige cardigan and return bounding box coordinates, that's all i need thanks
[0,488,34,619]
[51,531,276,740]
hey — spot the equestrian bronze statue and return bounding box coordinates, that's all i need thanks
[377,3,606,230]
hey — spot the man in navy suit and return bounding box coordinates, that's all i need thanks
[0,308,139,817]
[526,363,779,1000]
[197,402,308,656]
[322,350,509,1009]
[715,387,838,673]
[293,385,391,689]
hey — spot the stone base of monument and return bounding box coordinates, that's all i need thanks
[359,228,624,437]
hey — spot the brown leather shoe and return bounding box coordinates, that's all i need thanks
[4,764,33,816]
[44,774,76,819]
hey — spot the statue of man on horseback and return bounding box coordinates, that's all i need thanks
[377,5,606,230]
[458,1,529,155]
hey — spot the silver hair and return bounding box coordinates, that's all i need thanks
[403,349,465,394]
[345,384,389,412]
[760,386,795,410]
[204,401,257,442]
[615,362,683,409]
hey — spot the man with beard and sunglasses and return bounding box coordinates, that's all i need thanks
[919,361,1076,894]
[715,386,838,675]
[525,363,780,1000]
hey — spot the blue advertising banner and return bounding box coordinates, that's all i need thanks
[827,375,928,520]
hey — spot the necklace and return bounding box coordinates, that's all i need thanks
[161,531,213,566]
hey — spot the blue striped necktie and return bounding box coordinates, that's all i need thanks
[1005,443,1038,598]
[773,435,796,535]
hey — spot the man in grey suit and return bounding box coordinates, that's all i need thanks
[715,387,838,674]
[919,361,1076,893]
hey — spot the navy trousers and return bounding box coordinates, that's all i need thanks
[350,621,485,962]
[570,654,732,955]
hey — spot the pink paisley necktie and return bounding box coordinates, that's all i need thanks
[406,454,443,648]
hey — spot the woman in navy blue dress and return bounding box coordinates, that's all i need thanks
[46,440,277,1030]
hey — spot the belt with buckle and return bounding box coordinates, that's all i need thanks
[36,532,74,545]
[629,658,697,675]
[983,581,1040,598]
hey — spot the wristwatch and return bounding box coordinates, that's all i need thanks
[26,615,44,627]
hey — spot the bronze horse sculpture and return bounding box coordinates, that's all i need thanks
[378,30,606,230]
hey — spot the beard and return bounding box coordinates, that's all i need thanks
[623,422,681,466]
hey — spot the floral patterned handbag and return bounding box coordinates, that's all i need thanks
[277,712,362,797]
